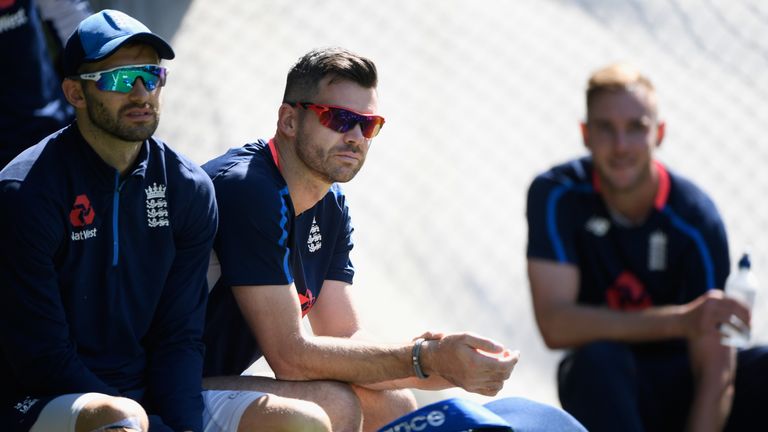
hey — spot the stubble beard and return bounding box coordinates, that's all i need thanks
[85,94,159,143]
[295,129,364,184]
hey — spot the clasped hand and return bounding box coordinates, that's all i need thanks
[416,331,518,396]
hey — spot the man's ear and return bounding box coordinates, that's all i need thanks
[62,79,86,109]
[656,121,666,148]
[580,122,589,148]
[276,103,298,138]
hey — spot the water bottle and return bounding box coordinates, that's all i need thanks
[721,253,758,348]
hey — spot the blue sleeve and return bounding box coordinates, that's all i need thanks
[526,175,579,264]
[142,171,217,432]
[325,188,355,283]
[0,180,119,396]
[214,171,293,287]
[672,195,730,301]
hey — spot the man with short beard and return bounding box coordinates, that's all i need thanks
[202,47,518,432]
[0,9,324,432]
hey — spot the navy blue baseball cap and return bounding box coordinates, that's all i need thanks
[63,9,174,77]
[377,398,512,432]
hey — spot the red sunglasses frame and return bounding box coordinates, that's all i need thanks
[287,102,385,139]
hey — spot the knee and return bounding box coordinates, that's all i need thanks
[372,388,417,423]
[238,396,332,432]
[353,386,417,431]
[314,381,363,431]
[75,396,148,432]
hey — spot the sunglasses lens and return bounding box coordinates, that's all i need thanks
[323,108,384,138]
[95,66,166,93]
[361,117,384,138]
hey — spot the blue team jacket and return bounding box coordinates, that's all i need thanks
[0,124,218,431]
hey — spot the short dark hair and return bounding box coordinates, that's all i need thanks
[282,47,378,103]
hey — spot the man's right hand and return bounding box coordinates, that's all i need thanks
[680,290,751,341]
[420,332,518,396]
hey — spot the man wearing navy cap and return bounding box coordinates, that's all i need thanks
[0,9,327,432]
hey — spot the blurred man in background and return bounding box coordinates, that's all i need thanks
[0,0,91,168]
[526,62,768,432]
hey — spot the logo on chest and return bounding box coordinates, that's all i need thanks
[70,194,98,241]
[648,230,667,271]
[145,182,169,228]
[585,216,610,237]
[606,271,652,311]
[298,288,316,317]
[307,217,322,253]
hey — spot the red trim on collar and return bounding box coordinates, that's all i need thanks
[268,138,280,172]
[591,159,670,210]
[592,168,601,192]
[653,160,670,210]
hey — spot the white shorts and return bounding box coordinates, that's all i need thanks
[28,390,268,432]
[202,390,267,432]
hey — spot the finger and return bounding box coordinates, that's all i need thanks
[476,347,519,361]
[730,301,752,325]
[477,355,517,380]
[725,314,750,334]
[706,289,725,300]
[462,334,506,354]
[413,331,445,341]
[479,382,505,396]
[426,331,446,339]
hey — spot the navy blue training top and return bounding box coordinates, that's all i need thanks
[0,125,218,432]
[526,157,730,311]
[202,139,355,376]
[0,0,74,168]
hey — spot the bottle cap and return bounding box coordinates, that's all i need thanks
[738,253,751,270]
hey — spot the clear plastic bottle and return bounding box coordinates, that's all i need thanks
[721,253,758,348]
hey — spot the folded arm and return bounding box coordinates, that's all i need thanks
[233,280,515,396]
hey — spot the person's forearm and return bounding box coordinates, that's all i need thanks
[687,383,733,432]
[269,334,415,384]
[357,374,454,391]
[268,331,515,398]
[685,336,735,432]
[538,303,686,348]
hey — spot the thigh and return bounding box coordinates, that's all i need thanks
[201,387,333,432]
[204,375,359,431]
[204,375,354,407]
[202,390,267,432]
[350,385,416,432]
[634,348,692,432]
